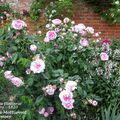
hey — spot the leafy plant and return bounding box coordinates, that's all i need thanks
[29,0,45,21]
[0,18,120,119]
[101,104,120,120]
[83,0,120,24]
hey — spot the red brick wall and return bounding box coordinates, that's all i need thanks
[73,2,120,39]
[1,0,120,39]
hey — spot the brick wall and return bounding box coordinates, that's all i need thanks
[1,0,120,39]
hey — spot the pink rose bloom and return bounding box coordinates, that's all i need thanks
[46,31,57,40]
[38,108,45,115]
[92,100,98,106]
[80,38,89,47]
[44,112,49,117]
[4,71,14,80]
[62,100,74,110]
[100,52,109,61]
[44,37,50,43]
[65,81,77,91]
[11,77,24,87]
[30,59,45,73]
[86,27,94,34]
[11,19,27,30]
[46,85,56,95]
[52,19,62,25]
[30,44,37,52]
[74,24,86,33]
[59,90,73,103]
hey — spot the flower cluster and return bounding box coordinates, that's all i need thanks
[59,81,77,110]
[88,99,98,107]
[0,17,119,120]
[43,85,56,95]
[4,71,24,87]
[38,107,54,118]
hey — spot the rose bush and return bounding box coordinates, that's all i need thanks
[0,18,120,120]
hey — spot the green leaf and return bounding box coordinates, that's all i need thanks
[11,53,18,64]
[18,58,31,67]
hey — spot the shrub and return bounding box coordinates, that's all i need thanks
[0,18,120,120]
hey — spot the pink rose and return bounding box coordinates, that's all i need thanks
[46,31,57,40]
[11,19,27,30]
[4,71,14,80]
[74,24,86,33]
[86,27,94,34]
[44,112,49,117]
[46,85,56,95]
[62,101,74,110]
[52,19,62,25]
[65,81,77,91]
[80,38,89,47]
[59,90,73,103]
[30,59,45,73]
[44,37,50,43]
[100,52,109,61]
[30,44,37,52]
[11,77,24,87]
[92,100,98,106]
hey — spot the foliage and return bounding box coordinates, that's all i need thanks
[29,0,45,21]
[29,0,74,22]
[0,3,12,22]
[83,0,120,24]
[0,18,120,120]
[45,0,74,22]
[101,103,120,120]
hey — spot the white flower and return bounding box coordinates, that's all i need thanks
[44,37,50,43]
[46,85,56,95]
[63,17,70,24]
[65,81,77,91]
[4,71,14,80]
[74,24,86,33]
[38,108,45,115]
[30,44,37,52]
[30,59,45,73]
[86,27,94,34]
